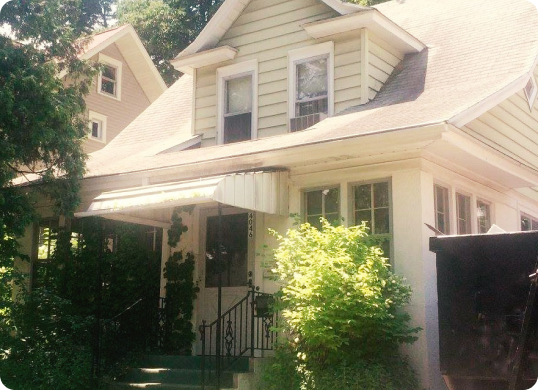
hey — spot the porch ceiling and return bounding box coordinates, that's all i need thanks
[74,170,289,218]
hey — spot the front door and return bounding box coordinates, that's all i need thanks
[197,207,254,353]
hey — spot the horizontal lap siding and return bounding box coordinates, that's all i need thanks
[463,83,538,170]
[84,43,151,153]
[367,33,403,101]
[194,0,364,142]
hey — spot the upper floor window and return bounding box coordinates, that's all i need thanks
[304,187,340,229]
[217,60,258,144]
[521,213,538,231]
[434,185,450,234]
[97,53,122,101]
[88,111,107,143]
[524,75,537,111]
[289,43,334,132]
[456,192,471,234]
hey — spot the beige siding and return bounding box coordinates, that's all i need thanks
[367,32,403,100]
[84,43,151,153]
[194,0,366,143]
[463,68,538,170]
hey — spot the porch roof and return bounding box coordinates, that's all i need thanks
[75,170,289,218]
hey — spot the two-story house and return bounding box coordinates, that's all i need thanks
[18,0,538,388]
[76,24,167,153]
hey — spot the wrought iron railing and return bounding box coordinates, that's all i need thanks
[92,296,167,379]
[199,281,278,389]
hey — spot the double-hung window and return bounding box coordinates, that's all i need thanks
[304,187,340,229]
[217,60,258,144]
[477,199,491,234]
[456,193,471,234]
[97,53,122,101]
[434,185,450,234]
[353,181,391,257]
[88,111,107,142]
[288,43,334,132]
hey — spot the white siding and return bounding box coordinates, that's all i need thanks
[194,0,365,143]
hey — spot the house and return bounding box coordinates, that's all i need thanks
[74,25,167,153]
[17,0,538,388]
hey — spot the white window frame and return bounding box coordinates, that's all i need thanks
[97,53,122,101]
[216,60,258,145]
[288,42,335,129]
[524,74,537,111]
[455,191,472,235]
[434,184,451,235]
[521,212,538,231]
[88,111,107,143]
[303,185,341,227]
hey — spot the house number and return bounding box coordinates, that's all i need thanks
[248,213,254,238]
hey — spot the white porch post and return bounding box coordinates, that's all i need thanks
[160,229,170,299]
[392,169,445,390]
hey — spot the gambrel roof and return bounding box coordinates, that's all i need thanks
[85,0,538,179]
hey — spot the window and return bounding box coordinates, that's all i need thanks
[88,111,107,143]
[521,213,538,231]
[434,185,450,234]
[288,42,334,132]
[477,199,491,234]
[305,187,340,229]
[524,75,537,111]
[97,53,122,101]
[353,181,391,257]
[456,193,471,234]
[205,213,249,288]
[217,60,258,145]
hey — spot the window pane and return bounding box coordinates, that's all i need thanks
[306,191,322,216]
[374,208,390,234]
[532,219,538,231]
[205,213,248,288]
[226,76,252,114]
[296,58,328,101]
[354,185,371,210]
[102,65,116,80]
[224,113,251,144]
[324,188,339,214]
[477,200,491,234]
[307,215,322,229]
[355,210,372,230]
[91,121,101,138]
[456,193,471,234]
[325,212,340,227]
[435,186,450,234]
[101,79,115,95]
[374,182,389,208]
[522,216,531,231]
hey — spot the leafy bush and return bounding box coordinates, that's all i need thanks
[262,218,421,389]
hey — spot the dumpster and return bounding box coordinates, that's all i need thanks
[430,231,538,390]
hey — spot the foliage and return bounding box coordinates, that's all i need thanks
[0,290,94,390]
[117,0,224,85]
[346,0,389,6]
[163,251,199,353]
[269,219,420,363]
[168,206,191,247]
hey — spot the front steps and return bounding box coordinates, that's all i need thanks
[107,355,254,390]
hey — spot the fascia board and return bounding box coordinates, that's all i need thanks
[303,9,425,54]
[171,46,238,72]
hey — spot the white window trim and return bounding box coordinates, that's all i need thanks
[288,41,335,130]
[434,183,451,235]
[97,53,122,101]
[216,60,258,144]
[524,73,537,111]
[88,111,107,143]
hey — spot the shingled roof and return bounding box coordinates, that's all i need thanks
[85,0,538,179]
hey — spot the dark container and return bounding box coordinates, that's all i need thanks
[430,231,538,390]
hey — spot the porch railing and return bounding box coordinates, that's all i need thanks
[199,281,278,390]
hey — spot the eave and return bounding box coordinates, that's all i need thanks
[171,46,238,75]
[303,9,425,54]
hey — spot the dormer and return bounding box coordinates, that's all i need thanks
[171,0,425,147]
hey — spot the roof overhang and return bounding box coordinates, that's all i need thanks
[75,170,289,218]
[303,9,425,54]
[171,46,238,75]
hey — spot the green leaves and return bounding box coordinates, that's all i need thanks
[269,219,420,363]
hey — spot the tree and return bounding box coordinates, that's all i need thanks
[118,0,224,85]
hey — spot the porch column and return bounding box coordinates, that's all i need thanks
[159,229,170,299]
[392,169,445,390]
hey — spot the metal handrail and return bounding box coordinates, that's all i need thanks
[199,282,278,390]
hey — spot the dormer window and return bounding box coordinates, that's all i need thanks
[97,53,122,101]
[217,60,258,145]
[88,111,107,143]
[288,42,334,132]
